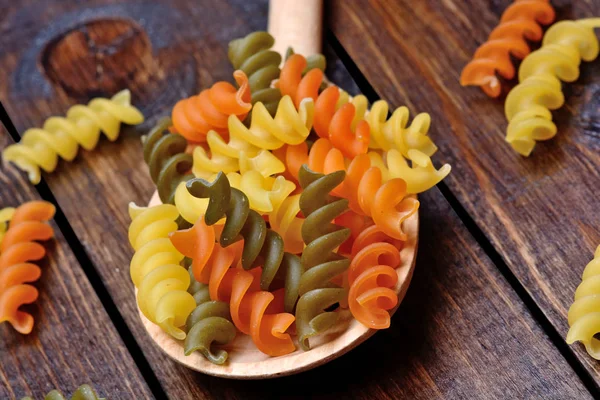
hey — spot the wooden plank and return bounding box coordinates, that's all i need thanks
[328,0,600,383]
[0,129,152,399]
[0,0,593,397]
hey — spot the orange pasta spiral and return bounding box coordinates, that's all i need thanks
[313,86,370,158]
[0,201,55,334]
[170,219,296,356]
[277,138,418,240]
[343,154,419,241]
[278,56,369,158]
[171,71,252,142]
[278,53,323,108]
[460,0,555,97]
[348,225,402,329]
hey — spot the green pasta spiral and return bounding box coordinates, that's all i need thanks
[21,384,105,400]
[142,117,193,205]
[228,31,282,116]
[187,172,302,312]
[296,165,350,351]
[184,265,237,364]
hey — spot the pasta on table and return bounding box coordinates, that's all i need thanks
[0,201,55,334]
[20,384,105,400]
[127,29,452,364]
[2,90,144,184]
[567,245,600,359]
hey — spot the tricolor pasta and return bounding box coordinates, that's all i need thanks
[129,28,452,362]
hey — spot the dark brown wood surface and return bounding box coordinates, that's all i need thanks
[0,0,597,398]
[0,129,152,399]
[328,0,600,386]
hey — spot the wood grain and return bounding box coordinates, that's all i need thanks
[328,0,600,384]
[0,129,152,400]
[0,0,594,397]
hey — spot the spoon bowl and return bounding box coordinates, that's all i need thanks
[137,190,419,379]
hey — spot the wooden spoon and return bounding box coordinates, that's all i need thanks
[137,0,420,379]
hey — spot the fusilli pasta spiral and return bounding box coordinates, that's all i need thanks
[314,86,370,158]
[296,166,350,350]
[143,117,193,204]
[228,31,282,117]
[174,170,296,224]
[191,93,312,178]
[171,71,252,143]
[366,100,437,157]
[186,173,301,310]
[2,90,144,184]
[567,245,600,359]
[461,0,555,97]
[367,149,451,194]
[0,201,55,334]
[505,18,600,156]
[20,384,105,400]
[343,154,420,240]
[172,198,298,356]
[170,227,237,364]
[348,225,402,329]
[128,203,196,340]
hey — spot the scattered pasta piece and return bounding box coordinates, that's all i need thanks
[0,201,55,334]
[461,0,555,97]
[567,245,600,359]
[20,384,105,400]
[2,90,144,184]
[505,18,600,156]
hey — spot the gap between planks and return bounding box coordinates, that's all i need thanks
[0,101,169,400]
[324,29,600,397]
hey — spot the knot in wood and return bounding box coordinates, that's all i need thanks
[42,18,154,98]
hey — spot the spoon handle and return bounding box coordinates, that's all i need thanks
[268,0,323,57]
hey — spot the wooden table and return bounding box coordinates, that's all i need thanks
[0,0,598,398]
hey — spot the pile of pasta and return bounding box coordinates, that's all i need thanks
[461,0,600,156]
[130,30,451,364]
[0,201,56,334]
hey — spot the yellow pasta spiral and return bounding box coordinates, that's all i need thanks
[366,100,438,157]
[192,94,313,179]
[228,95,314,150]
[567,245,600,359]
[2,90,144,184]
[192,137,284,179]
[268,193,304,254]
[367,149,451,194]
[173,170,296,223]
[128,203,196,340]
[505,18,600,156]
